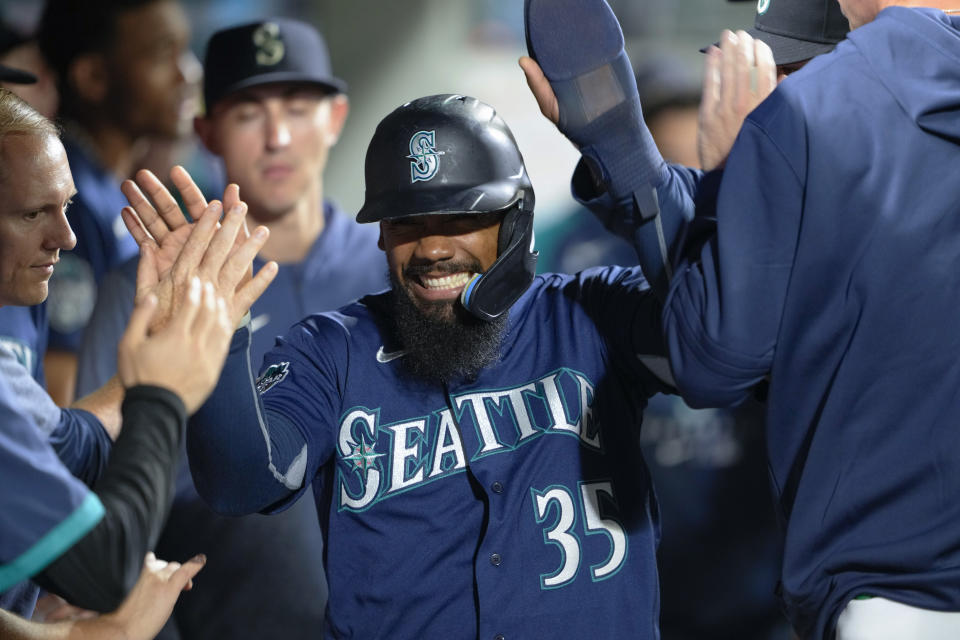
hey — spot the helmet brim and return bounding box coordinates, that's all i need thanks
[356,179,526,223]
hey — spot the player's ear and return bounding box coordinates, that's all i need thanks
[194,116,218,155]
[323,94,349,147]
[67,53,108,104]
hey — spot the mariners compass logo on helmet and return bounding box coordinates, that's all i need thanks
[757,0,771,15]
[407,130,444,183]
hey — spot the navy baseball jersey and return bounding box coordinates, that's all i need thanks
[538,213,786,639]
[0,303,111,617]
[0,302,110,486]
[0,375,104,604]
[190,265,674,638]
[46,136,138,352]
[0,304,47,383]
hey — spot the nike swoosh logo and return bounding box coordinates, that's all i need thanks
[250,314,270,333]
[376,346,407,363]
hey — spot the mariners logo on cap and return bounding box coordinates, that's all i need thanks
[757,0,771,15]
[407,130,444,183]
[253,22,285,66]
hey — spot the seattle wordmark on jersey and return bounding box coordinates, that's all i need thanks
[336,366,598,512]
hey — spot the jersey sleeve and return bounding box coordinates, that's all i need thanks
[188,318,346,516]
[0,343,61,436]
[572,159,717,298]
[0,344,111,485]
[75,261,137,396]
[569,266,675,397]
[664,95,805,408]
[46,409,112,487]
[0,378,104,593]
[255,316,348,513]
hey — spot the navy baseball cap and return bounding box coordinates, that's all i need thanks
[704,0,850,66]
[202,18,346,112]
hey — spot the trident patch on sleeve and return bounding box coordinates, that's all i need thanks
[256,362,290,394]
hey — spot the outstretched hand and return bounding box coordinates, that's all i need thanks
[121,166,276,331]
[519,56,560,128]
[94,552,206,640]
[0,554,206,640]
[118,277,234,414]
[698,30,776,171]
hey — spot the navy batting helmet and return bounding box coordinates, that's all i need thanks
[357,94,538,322]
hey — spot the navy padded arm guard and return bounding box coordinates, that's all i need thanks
[525,0,666,200]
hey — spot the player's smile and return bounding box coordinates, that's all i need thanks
[411,270,476,301]
[379,211,502,312]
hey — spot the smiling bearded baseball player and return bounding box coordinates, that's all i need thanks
[120,93,676,638]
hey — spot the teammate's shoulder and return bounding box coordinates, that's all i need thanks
[751,43,860,128]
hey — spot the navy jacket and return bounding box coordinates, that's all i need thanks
[582,7,960,638]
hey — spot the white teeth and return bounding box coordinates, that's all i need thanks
[421,272,473,290]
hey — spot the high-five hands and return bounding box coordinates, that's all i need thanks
[698,30,776,171]
[120,166,277,331]
[117,277,233,414]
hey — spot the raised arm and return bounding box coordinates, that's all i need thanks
[664,92,803,408]
[520,0,776,299]
[67,169,275,438]
[185,325,308,516]
[520,0,692,296]
[33,278,228,611]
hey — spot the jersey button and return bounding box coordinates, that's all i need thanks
[491,481,504,494]
[490,553,502,566]
[494,635,505,640]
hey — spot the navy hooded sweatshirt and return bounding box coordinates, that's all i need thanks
[580,6,960,639]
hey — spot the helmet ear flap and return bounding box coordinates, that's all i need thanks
[462,197,538,322]
[498,205,521,255]
[497,196,535,255]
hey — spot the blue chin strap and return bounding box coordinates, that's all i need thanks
[460,205,537,322]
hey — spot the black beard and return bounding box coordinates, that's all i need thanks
[388,269,507,384]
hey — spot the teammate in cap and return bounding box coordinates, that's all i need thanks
[121,94,674,637]
[78,18,385,639]
[524,0,960,637]
[35,0,198,405]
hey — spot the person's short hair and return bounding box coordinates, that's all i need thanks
[0,87,59,182]
[36,0,158,96]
